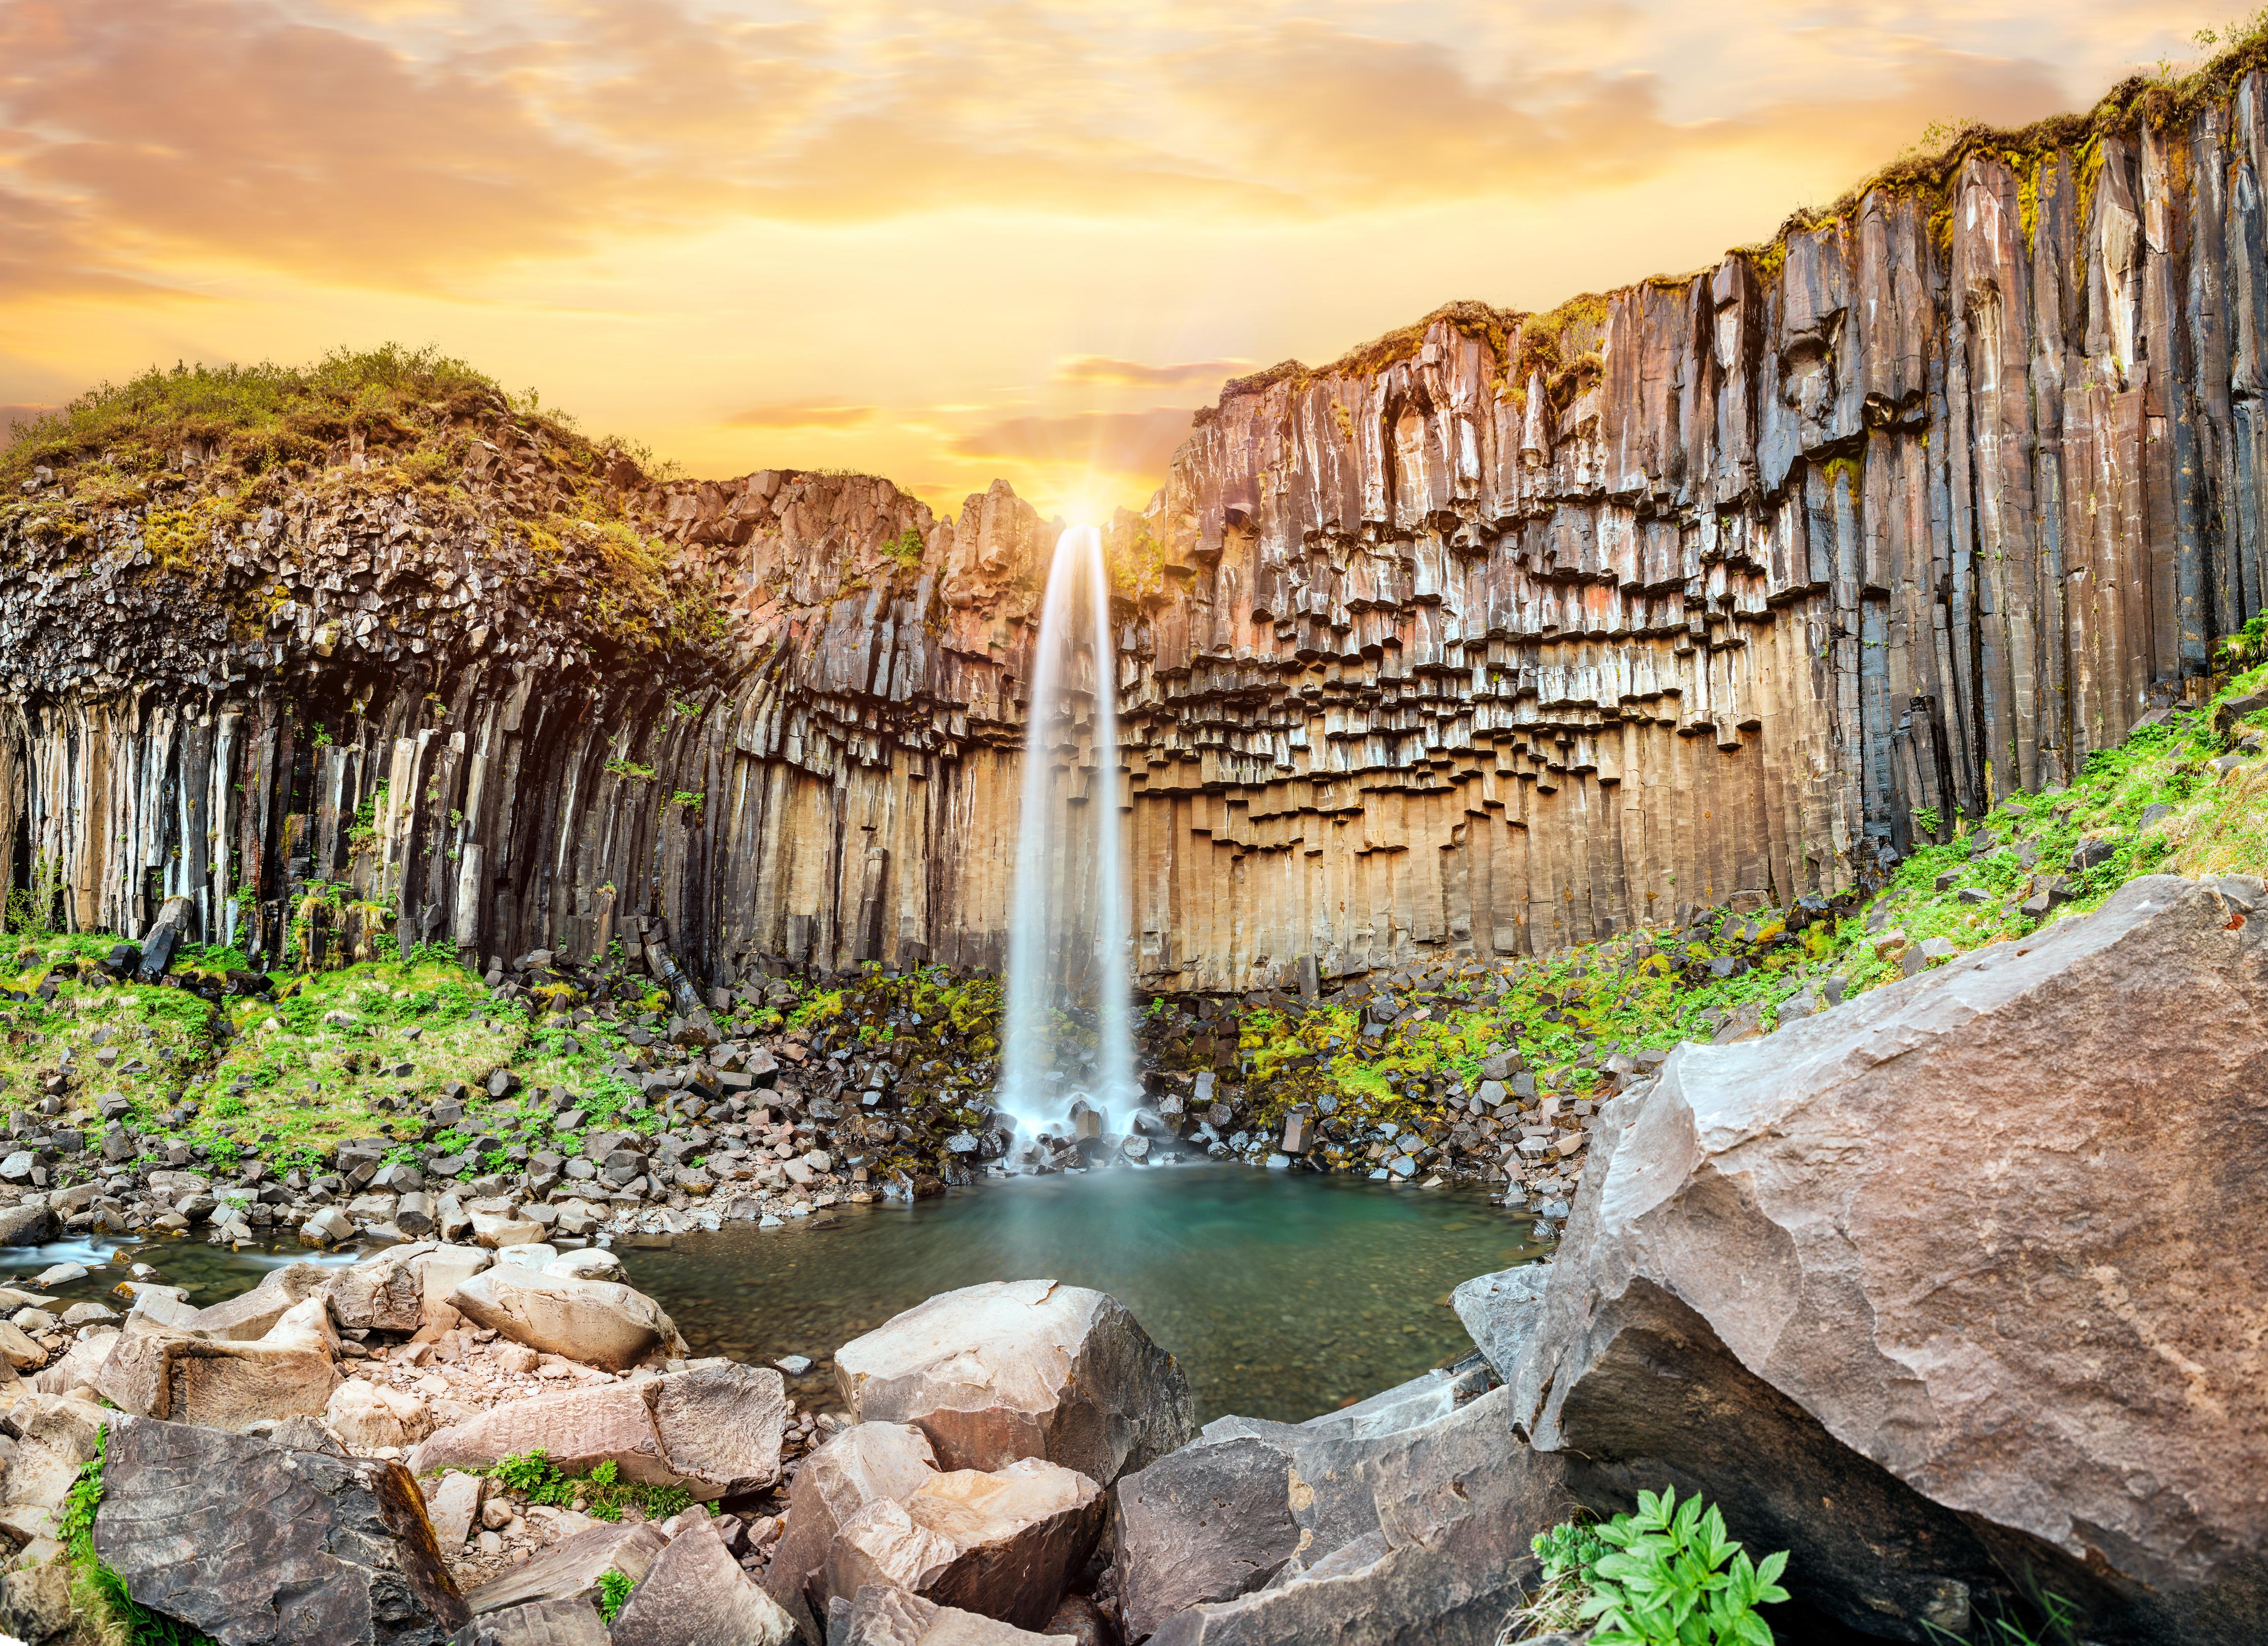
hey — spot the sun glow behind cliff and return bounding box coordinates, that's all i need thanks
[997,524,1136,1139]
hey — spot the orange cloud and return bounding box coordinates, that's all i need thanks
[1054,355,1250,388]
[723,402,879,430]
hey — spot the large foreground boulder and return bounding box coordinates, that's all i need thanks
[763,1420,939,1640]
[1126,1383,1563,1645]
[448,1267,688,1371]
[94,1418,469,1644]
[1513,875,2268,1644]
[827,1457,1102,1632]
[835,1280,1193,1486]
[409,1362,786,1499]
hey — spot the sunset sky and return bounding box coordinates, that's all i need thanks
[0,1,2227,520]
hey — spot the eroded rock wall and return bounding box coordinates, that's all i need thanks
[7,64,2268,992]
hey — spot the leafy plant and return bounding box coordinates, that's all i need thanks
[605,757,656,781]
[1578,1488,1789,1646]
[1910,806,1942,839]
[1924,1589,2081,1646]
[881,526,925,568]
[597,1567,636,1623]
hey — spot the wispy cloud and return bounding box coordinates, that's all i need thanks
[1054,354,1250,388]
[947,406,1197,476]
[723,402,878,430]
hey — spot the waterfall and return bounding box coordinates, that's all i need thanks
[997,524,1135,1140]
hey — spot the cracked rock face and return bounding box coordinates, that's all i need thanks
[1512,875,2268,1643]
[93,1417,470,1646]
[10,64,2268,996]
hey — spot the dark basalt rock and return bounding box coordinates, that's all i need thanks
[94,1418,470,1645]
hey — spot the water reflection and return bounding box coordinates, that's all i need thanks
[617,1166,1550,1423]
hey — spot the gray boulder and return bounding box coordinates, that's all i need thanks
[1513,876,2268,1643]
[1449,1264,1548,1381]
[0,1202,56,1246]
[94,1418,469,1644]
[826,1457,1102,1632]
[835,1280,1193,1487]
[1110,1435,1299,1640]
[1138,1386,1563,1646]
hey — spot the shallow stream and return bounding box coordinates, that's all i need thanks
[0,1167,1549,1424]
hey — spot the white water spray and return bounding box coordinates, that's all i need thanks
[997,525,1135,1139]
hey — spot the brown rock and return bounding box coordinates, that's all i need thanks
[186,1261,334,1341]
[836,1281,1192,1486]
[410,1363,784,1500]
[448,1268,687,1372]
[95,1302,340,1432]
[1515,876,2268,1642]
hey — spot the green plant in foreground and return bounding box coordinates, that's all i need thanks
[1579,1488,1789,1646]
[483,1449,689,1523]
[597,1567,636,1623]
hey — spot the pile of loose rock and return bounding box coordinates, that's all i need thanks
[0,1222,1556,1645]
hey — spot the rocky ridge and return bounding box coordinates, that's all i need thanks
[10,44,2268,998]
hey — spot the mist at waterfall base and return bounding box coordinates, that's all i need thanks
[995,524,1136,1157]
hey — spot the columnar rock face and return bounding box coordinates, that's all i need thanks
[6,58,2267,986]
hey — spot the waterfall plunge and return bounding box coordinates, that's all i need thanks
[996,525,1135,1140]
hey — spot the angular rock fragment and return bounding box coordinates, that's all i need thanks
[448,1597,613,1646]
[827,1457,1102,1632]
[95,1300,340,1431]
[94,1418,469,1644]
[1110,1435,1299,1639]
[328,1378,437,1449]
[831,1584,1070,1645]
[1139,1387,1560,1646]
[463,1520,664,1615]
[1448,1264,1549,1382]
[764,1420,939,1639]
[608,1513,795,1646]
[836,1280,1192,1486]
[448,1267,687,1372]
[186,1260,334,1340]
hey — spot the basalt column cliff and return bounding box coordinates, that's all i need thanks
[5,58,2266,992]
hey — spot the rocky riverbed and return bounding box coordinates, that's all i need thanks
[0,871,2255,1644]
